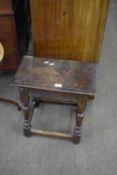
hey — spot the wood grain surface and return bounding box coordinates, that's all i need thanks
[0,0,13,15]
[30,0,110,63]
[14,56,96,95]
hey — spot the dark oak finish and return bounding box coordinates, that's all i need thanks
[0,0,30,72]
[20,87,31,136]
[13,56,97,143]
[14,56,96,95]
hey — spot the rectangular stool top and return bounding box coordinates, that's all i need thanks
[14,56,97,96]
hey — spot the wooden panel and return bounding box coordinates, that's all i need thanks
[0,17,14,36]
[30,0,110,63]
[0,0,13,15]
[1,37,16,54]
[0,54,19,71]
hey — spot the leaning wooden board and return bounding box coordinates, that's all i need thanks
[30,0,110,63]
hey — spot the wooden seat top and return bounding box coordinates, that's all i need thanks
[14,56,97,96]
[0,42,4,63]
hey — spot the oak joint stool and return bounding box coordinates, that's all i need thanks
[14,56,97,144]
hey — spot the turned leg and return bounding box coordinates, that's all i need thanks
[20,88,32,136]
[73,95,88,144]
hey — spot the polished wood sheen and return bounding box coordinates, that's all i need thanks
[30,0,110,62]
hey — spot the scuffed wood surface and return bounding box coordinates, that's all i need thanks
[14,56,97,95]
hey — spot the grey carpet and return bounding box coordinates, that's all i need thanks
[0,0,117,174]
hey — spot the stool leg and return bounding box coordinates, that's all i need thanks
[23,105,31,136]
[20,88,31,137]
[73,95,88,144]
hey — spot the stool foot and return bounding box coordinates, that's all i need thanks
[24,129,32,137]
[73,136,81,144]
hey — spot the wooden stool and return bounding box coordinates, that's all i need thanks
[14,56,97,144]
[0,42,21,110]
